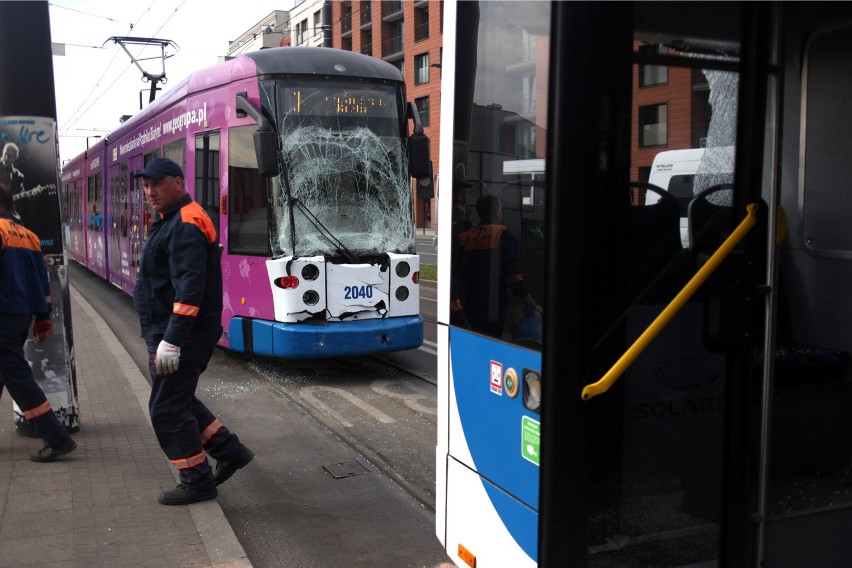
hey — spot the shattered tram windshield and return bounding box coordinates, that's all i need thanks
[273,80,415,258]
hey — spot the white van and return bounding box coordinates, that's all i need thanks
[645,147,733,246]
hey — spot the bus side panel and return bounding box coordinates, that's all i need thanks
[436,323,450,544]
[447,328,541,562]
[448,329,541,508]
[445,458,537,567]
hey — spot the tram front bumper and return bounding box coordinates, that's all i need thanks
[228,315,424,358]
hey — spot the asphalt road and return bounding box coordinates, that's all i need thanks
[68,262,450,568]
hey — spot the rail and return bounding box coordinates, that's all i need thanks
[581,203,758,400]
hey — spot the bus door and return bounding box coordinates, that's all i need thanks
[107,163,122,288]
[127,154,145,292]
[540,2,770,566]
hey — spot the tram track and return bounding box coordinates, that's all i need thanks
[232,349,440,513]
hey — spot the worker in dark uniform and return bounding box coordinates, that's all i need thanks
[455,194,536,339]
[133,158,253,506]
[0,182,76,462]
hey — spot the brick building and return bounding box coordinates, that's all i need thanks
[632,44,711,182]
[330,0,443,229]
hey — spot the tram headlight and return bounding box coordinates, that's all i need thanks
[395,286,409,301]
[303,290,320,306]
[395,261,410,278]
[301,264,320,281]
[523,369,541,413]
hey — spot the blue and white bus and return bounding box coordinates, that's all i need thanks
[436,2,852,567]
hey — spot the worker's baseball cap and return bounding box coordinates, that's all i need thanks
[134,157,184,180]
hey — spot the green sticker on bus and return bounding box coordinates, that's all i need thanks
[522,415,541,466]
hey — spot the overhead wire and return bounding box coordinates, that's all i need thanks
[57,0,165,138]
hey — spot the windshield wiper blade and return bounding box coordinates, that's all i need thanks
[292,198,361,264]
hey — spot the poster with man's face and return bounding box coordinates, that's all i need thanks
[0,116,63,263]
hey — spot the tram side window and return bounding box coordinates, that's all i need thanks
[228,125,270,256]
[87,172,103,231]
[163,139,186,175]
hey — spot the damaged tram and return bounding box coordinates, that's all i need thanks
[62,47,429,357]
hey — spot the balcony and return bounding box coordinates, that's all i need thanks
[382,35,404,61]
[360,6,372,28]
[341,13,352,37]
[382,1,404,22]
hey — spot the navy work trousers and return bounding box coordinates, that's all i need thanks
[0,313,71,448]
[145,325,245,490]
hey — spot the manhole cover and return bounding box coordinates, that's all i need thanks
[323,460,370,479]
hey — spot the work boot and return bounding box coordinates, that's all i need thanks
[31,438,77,463]
[213,447,255,486]
[158,484,218,506]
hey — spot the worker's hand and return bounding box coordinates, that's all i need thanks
[523,294,538,315]
[32,320,52,343]
[155,340,181,375]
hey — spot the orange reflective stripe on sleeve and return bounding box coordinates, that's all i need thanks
[173,302,200,317]
[22,400,52,421]
[170,450,207,470]
[200,419,223,445]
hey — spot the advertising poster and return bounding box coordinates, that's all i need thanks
[1,116,79,433]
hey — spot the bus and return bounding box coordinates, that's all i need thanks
[437,2,852,567]
[61,46,431,358]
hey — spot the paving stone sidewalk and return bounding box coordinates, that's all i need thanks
[0,288,251,568]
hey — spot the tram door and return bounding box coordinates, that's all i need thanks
[127,156,145,292]
[107,163,123,289]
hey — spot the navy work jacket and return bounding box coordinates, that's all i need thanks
[133,193,222,346]
[0,211,50,318]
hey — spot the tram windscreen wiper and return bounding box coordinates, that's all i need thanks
[292,198,361,264]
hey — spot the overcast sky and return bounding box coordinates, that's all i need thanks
[49,0,293,162]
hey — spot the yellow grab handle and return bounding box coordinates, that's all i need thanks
[582,203,758,401]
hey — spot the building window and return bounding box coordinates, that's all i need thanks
[638,44,668,87]
[522,75,536,114]
[415,96,430,127]
[639,103,668,147]
[297,20,308,45]
[415,53,430,85]
[415,6,429,42]
[313,10,322,40]
[522,29,536,62]
[391,59,404,77]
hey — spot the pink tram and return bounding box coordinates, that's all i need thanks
[61,47,429,357]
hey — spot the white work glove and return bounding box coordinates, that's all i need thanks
[155,340,181,375]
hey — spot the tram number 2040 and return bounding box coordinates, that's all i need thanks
[344,285,374,300]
